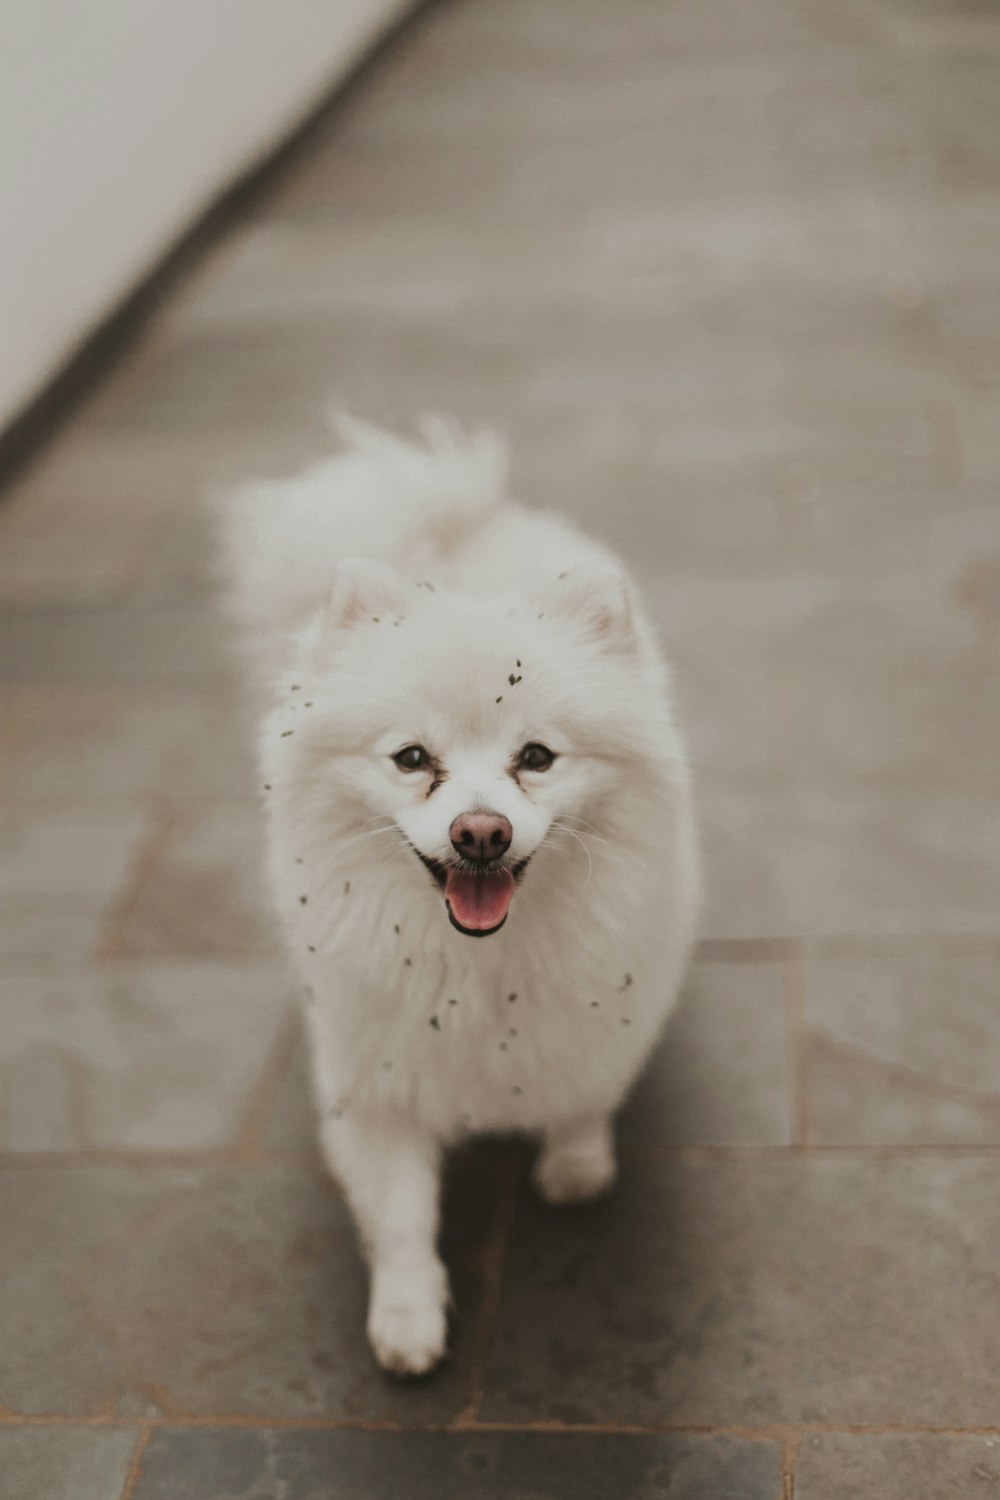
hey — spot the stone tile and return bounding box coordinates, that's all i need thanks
[701,784,1000,939]
[653,566,982,691]
[339,20,883,158]
[0,804,146,904]
[0,963,293,1149]
[500,407,793,586]
[0,1167,183,1415]
[0,1160,495,1418]
[133,1429,780,1500]
[0,607,232,683]
[780,660,1000,800]
[796,1433,1000,1498]
[619,962,791,1147]
[0,902,105,966]
[481,1156,1000,1426]
[0,517,153,609]
[91,302,785,439]
[684,628,1000,809]
[113,801,278,957]
[674,646,793,792]
[791,487,1000,577]
[804,950,1000,1144]
[954,389,1000,485]
[5,685,257,802]
[2,419,326,523]
[131,507,227,608]
[0,1426,138,1500]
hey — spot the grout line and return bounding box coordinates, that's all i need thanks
[802,933,1000,958]
[234,1006,303,1159]
[0,927,997,970]
[117,1424,152,1500]
[809,1023,1000,1110]
[0,1148,322,1171]
[782,942,809,1147]
[695,938,794,964]
[698,935,1000,961]
[781,1430,800,1500]
[9,1140,1000,1171]
[94,800,175,965]
[639,1142,1000,1160]
[4,1414,1000,1438]
[452,1151,522,1428]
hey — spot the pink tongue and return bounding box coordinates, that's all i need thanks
[444,868,516,932]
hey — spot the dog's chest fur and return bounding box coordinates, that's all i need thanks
[288,845,685,1138]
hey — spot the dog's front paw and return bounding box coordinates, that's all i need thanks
[533,1124,617,1206]
[368,1300,447,1377]
[367,1258,449,1377]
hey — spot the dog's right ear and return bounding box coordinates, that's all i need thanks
[546,561,638,653]
[325,557,409,629]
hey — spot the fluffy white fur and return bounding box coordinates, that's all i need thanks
[218,416,700,1376]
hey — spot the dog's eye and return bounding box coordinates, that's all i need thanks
[518,742,556,772]
[393,744,430,773]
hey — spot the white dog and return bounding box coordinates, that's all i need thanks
[218,417,700,1376]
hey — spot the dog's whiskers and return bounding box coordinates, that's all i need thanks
[553,814,608,843]
[325,823,403,863]
[546,822,597,887]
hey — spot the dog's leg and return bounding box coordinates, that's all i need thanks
[533,1115,617,1205]
[319,1112,448,1376]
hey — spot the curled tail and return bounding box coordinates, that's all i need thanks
[215,413,506,650]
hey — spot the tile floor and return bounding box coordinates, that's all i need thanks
[1,0,999,1495]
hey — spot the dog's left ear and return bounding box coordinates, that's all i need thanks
[547,562,638,652]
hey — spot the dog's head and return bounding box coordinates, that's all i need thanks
[275,557,661,936]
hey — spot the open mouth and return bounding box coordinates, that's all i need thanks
[416,851,530,936]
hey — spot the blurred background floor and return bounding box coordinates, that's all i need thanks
[2,0,1000,1495]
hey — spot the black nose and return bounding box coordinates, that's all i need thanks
[449,811,513,863]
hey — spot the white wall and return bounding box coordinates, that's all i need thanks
[0,0,410,429]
